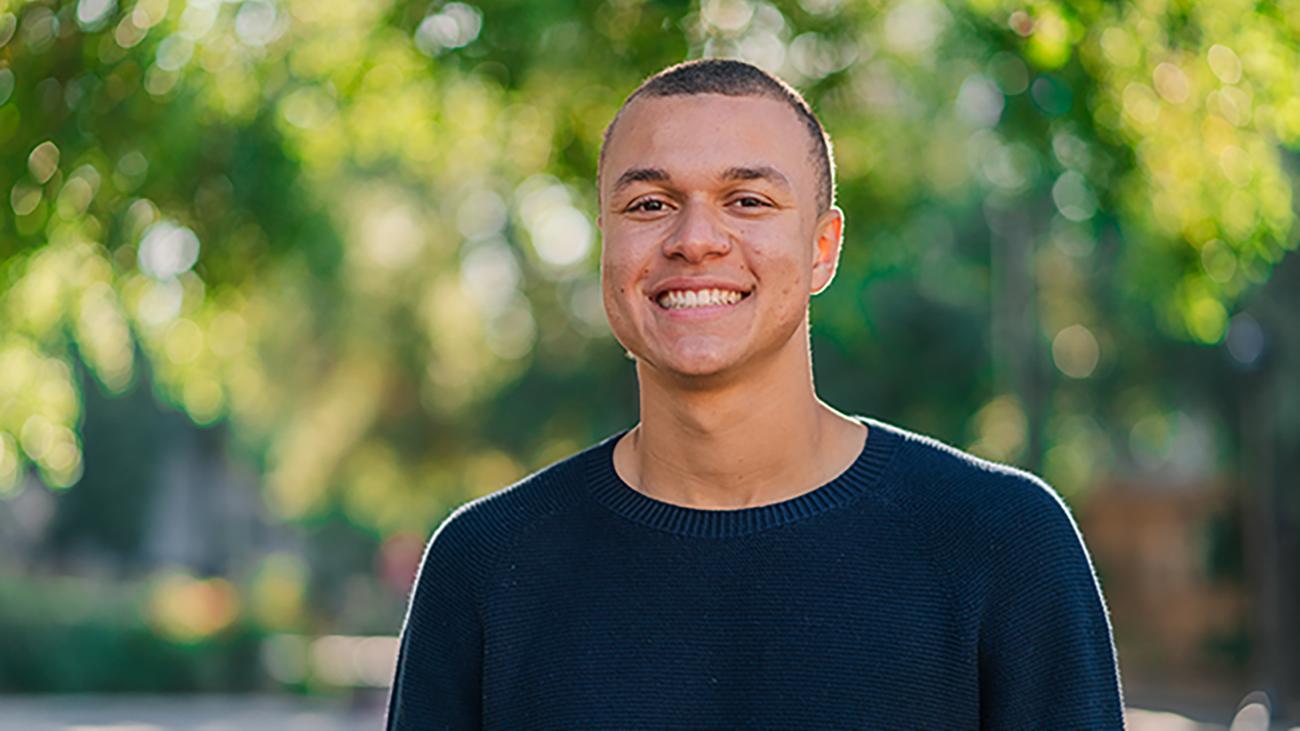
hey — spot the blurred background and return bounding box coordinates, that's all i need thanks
[0,0,1297,728]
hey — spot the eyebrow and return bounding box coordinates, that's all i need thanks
[609,165,794,196]
[720,165,793,192]
[611,167,670,196]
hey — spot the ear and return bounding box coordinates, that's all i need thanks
[809,206,845,296]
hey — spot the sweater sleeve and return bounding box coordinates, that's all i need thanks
[386,508,485,730]
[977,476,1126,730]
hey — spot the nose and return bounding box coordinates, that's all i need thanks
[662,200,732,262]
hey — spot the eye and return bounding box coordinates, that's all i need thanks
[626,198,670,214]
[731,195,771,209]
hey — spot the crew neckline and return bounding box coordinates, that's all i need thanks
[583,414,900,538]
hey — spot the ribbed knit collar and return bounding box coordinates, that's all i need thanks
[584,414,900,538]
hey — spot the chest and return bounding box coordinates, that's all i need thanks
[479,519,979,729]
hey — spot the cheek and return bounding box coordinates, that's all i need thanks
[599,261,641,330]
[750,242,810,282]
[600,258,634,299]
[747,243,814,306]
[601,236,656,287]
[601,229,639,270]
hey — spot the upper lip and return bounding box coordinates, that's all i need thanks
[648,277,755,300]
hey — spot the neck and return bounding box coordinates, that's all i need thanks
[617,321,865,509]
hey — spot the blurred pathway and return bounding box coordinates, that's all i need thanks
[0,695,385,730]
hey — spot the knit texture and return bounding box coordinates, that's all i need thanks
[386,416,1126,730]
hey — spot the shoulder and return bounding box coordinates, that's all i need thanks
[863,418,1102,612]
[864,418,1083,554]
[417,435,606,576]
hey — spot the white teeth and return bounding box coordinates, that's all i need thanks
[656,288,746,310]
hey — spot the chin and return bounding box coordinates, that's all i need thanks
[641,350,743,383]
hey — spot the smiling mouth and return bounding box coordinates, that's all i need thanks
[652,289,754,310]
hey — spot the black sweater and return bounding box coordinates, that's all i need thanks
[387,415,1125,729]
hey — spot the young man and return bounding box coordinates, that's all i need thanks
[387,59,1125,729]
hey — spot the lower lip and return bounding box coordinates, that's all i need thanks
[651,294,753,320]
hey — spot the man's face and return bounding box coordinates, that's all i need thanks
[598,93,844,385]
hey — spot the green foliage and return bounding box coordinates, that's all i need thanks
[0,572,266,692]
[0,0,1296,528]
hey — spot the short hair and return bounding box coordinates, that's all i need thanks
[599,59,836,213]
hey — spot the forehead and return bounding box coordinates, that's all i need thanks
[602,93,815,193]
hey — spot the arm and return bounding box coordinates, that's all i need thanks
[977,479,1126,730]
[386,510,484,730]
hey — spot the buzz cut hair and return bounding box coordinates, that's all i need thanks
[598,58,837,213]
